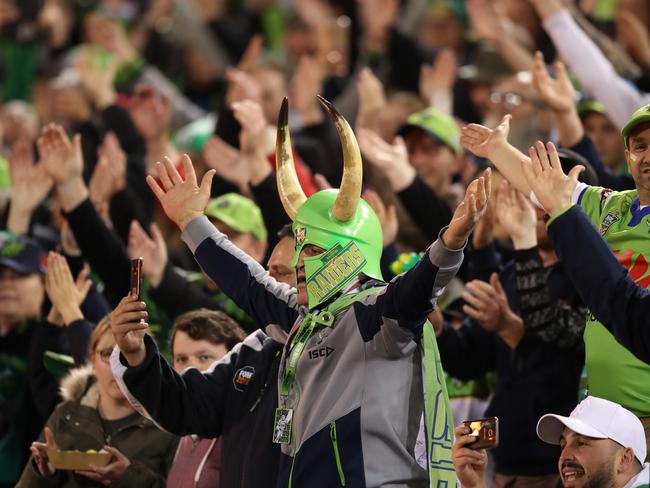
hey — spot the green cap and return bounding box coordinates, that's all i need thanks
[622,104,650,149]
[577,100,606,118]
[399,108,462,155]
[173,115,216,153]
[205,193,267,242]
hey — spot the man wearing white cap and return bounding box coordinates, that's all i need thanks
[453,396,649,487]
[536,396,649,488]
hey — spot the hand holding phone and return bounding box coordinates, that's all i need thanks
[462,417,499,450]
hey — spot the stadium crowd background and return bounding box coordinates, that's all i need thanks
[1,0,650,486]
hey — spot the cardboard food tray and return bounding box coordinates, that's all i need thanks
[46,448,112,470]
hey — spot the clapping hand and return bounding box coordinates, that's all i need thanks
[520,141,583,216]
[461,115,512,160]
[495,181,537,249]
[444,168,492,250]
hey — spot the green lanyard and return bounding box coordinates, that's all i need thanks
[280,310,334,398]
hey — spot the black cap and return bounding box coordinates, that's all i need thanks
[0,232,45,275]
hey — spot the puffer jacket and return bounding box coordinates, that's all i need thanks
[16,364,178,487]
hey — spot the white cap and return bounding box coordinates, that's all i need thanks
[537,396,646,464]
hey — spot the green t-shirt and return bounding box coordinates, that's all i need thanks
[577,185,650,416]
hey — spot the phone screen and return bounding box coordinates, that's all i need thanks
[463,417,499,449]
[130,258,143,300]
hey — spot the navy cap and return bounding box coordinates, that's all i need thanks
[0,232,45,275]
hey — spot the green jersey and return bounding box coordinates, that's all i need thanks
[577,184,650,416]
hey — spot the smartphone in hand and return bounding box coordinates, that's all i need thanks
[462,417,499,449]
[130,258,143,300]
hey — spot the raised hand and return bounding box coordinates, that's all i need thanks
[461,115,511,159]
[521,141,584,216]
[467,0,505,43]
[291,56,324,125]
[452,424,487,488]
[232,99,273,155]
[225,68,262,106]
[419,48,457,105]
[363,189,398,247]
[30,426,58,477]
[495,181,537,249]
[89,132,127,205]
[7,139,53,234]
[146,154,215,230]
[531,52,575,114]
[75,45,118,109]
[356,67,387,130]
[444,168,492,250]
[45,252,91,325]
[109,294,149,366]
[203,136,250,191]
[128,221,168,288]
[76,445,130,484]
[37,124,84,184]
[357,128,415,191]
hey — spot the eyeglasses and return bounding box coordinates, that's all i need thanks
[490,91,523,109]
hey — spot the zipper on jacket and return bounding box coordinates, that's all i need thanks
[330,421,346,486]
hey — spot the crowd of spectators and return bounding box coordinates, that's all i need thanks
[1,0,650,486]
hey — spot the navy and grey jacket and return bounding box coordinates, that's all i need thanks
[548,205,650,363]
[113,215,464,487]
[112,331,283,488]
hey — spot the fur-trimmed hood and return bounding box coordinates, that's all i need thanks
[59,363,100,409]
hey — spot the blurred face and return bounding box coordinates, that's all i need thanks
[91,331,126,402]
[284,28,319,66]
[582,113,625,171]
[49,86,91,125]
[469,81,495,119]
[558,429,618,488]
[404,129,458,192]
[0,268,44,328]
[419,11,465,51]
[251,68,287,122]
[172,330,227,372]
[0,105,38,146]
[626,124,650,198]
[295,244,326,306]
[214,221,266,263]
[128,86,170,141]
[268,236,296,287]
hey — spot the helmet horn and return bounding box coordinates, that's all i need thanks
[317,95,362,222]
[275,97,307,220]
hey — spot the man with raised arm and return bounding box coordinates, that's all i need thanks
[519,139,650,364]
[111,97,491,487]
[461,107,650,455]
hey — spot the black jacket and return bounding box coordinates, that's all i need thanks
[113,332,282,488]
[437,244,584,476]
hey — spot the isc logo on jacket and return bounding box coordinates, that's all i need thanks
[233,366,255,392]
[308,347,334,360]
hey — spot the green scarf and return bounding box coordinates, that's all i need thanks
[422,323,456,486]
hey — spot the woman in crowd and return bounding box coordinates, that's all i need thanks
[17,317,178,487]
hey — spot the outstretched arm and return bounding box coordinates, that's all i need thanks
[357,170,492,350]
[520,141,650,362]
[147,155,300,332]
[461,116,532,195]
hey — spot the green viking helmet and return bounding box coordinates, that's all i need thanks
[276,96,383,309]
